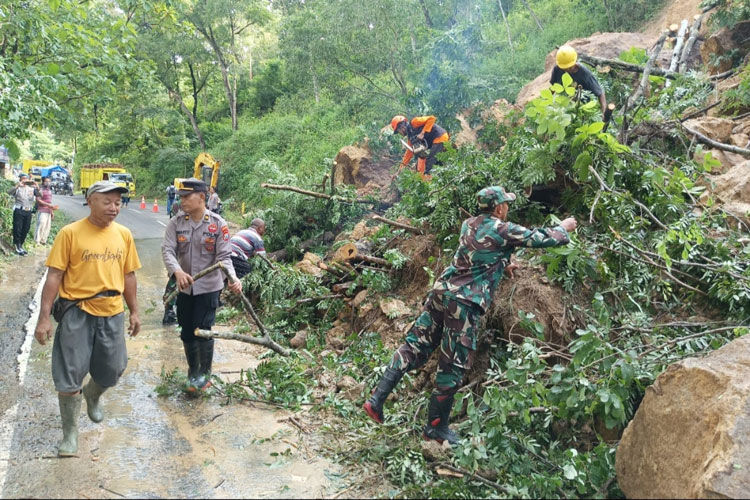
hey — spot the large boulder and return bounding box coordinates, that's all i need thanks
[616,335,750,498]
[684,117,736,144]
[707,160,750,226]
[516,32,664,107]
[701,20,750,74]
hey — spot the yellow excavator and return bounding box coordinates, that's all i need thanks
[171,152,221,216]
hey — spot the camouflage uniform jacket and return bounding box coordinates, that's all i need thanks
[432,214,569,313]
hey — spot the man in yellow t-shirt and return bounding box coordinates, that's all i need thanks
[34,181,142,457]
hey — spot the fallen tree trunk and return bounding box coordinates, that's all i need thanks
[678,14,705,73]
[371,215,424,234]
[681,124,750,156]
[578,52,678,80]
[261,183,375,204]
[627,30,669,111]
[666,20,688,86]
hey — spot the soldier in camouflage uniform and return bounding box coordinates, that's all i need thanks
[363,186,577,444]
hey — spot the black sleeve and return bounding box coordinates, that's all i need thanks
[579,66,603,97]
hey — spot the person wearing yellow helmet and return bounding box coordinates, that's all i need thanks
[550,45,607,114]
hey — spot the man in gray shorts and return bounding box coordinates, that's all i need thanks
[34,181,142,457]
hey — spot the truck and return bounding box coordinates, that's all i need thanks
[79,163,136,197]
[22,159,53,183]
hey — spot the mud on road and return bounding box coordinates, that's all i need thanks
[0,239,343,499]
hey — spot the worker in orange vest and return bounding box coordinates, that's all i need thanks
[390,115,450,180]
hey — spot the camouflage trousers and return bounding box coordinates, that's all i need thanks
[163,274,177,311]
[388,293,480,395]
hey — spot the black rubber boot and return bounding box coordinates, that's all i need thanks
[183,341,203,392]
[422,393,459,445]
[362,367,405,424]
[197,339,214,391]
[162,306,177,325]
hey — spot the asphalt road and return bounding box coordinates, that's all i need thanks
[53,194,169,240]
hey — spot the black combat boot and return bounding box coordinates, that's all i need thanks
[183,341,203,392]
[362,367,405,424]
[422,393,459,445]
[197,339,214,391]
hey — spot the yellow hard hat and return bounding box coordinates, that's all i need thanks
[556,45,577,70]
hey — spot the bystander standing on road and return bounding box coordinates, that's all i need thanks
[33,181,142,457]
[35,176,59,245]
[8,172,40,255]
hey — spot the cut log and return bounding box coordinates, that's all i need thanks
[668,23,679,34]
[332,242,391,267]
[678,13,705,73]
[333,243,358,262]
[666,20,689,86]
[371,215,424,234]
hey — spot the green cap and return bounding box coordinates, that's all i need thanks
[477,186,516,210]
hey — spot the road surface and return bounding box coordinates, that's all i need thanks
[0,196,340,498]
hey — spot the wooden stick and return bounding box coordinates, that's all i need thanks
[371,215,424,234]
[433,463,514,495]
[217,263,290,356]
[354,254,391,268]
[589,166,668,230]
[163,262,222,305]
[681,124,750,156]
[257,252,277,270]
[680,100,722,122]
[195,329,289,356]
[260,183,374,204]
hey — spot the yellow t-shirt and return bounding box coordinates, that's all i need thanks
[46,218,142,317]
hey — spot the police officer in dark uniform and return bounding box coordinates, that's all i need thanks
[161,178,241,392]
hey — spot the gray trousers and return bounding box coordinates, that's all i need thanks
[52,306,127,393]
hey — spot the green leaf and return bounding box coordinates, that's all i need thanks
[563,464,578,480]
[46,63,60,75]
[562,72,573,88]
[588,122,605,134]
[573,151,592,179]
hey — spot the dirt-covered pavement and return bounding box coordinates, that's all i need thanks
[0,207,343,498]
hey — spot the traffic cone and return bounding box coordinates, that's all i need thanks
[140,196,146,209]
[152,199,159,213]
